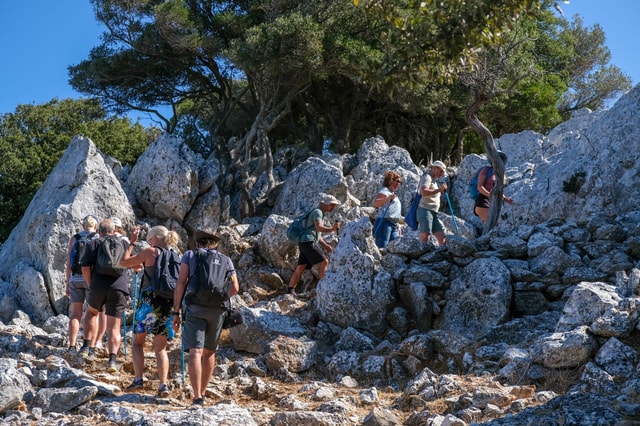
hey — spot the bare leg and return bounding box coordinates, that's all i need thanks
[93,307,108,347]
[475,206,489,223]
[434,231,446,246]
[188,348,204,399]
[288,264,307,290]
[106,314,122,356]
[316,259,330,279]
[200,348,216,396]
[131,332,147,379]
[153,335,169,385]
[419,232,431,243]
[68,301,84,347]
[83,305,100,345]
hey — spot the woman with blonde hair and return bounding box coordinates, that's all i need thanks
[120,225,181,397]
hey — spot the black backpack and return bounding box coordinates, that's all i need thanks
[70,231,97,274]
[94,235,126,277]
[185,249,232,308]
[145,247,181,300]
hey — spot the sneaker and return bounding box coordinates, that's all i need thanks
[79,346,93,358]
[126,378,144,391]
[193,397,204,406]
[157,383,170,397]
[107,359,120,373]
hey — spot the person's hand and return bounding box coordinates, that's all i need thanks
[389,193,396,202]
[333,222,340,232]
[131,226,141,244]
[172,314,181,332]
[504,196,514,204]
[440,183,448,192]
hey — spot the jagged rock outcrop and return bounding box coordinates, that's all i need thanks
[2,85,640,424]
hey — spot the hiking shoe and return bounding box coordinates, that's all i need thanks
[126,378,144,391]
[287,287,297,296]
[79,347,94,359]
[193,397,204,406]
[157,383,170,397]
[107,359,120,373]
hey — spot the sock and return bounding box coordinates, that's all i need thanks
[109,353,117,363]
[82,339,90,348]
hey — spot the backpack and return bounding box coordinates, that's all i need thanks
[405,192,421,231]
[145,247,181,300]
[94,235,126,277]
[469,166,493,199]
[70,231,97,275]
[185,249,232,308]
[286,211,312,243]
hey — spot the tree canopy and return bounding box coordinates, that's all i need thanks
[67,0,632,221]
[0,98,151,241]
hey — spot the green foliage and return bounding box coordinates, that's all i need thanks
[0,98,150,241]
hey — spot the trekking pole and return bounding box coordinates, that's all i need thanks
[181,323,185,385]
[123,309,127,359]
[444,192,460,236]
[373,199,392,236]
[131,272,139,359]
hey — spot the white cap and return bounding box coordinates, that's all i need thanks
[319,193,341,206]
[430,161,447,175]
[110,217,123,228]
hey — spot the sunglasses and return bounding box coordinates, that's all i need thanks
[393,179,402,184]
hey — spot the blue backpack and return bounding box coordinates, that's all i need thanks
[286,211,312,243]
[469,166,492,199]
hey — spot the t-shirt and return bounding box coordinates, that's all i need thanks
[419,173,441,212]
[81,236,130,294]
[299,208,323,243]
[375,187,402,221]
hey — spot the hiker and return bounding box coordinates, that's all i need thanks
[287,193,341,295]
[171,229,239,406]
[65,214,100,350]
[111,216,130,243]
[79,218,130,373]
[473,151,514,223]
[372,170,403,249]
[417,161,448,245]
[120,225,181,397]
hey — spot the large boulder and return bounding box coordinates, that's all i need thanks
[0,136,134,320]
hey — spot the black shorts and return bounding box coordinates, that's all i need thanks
[297,241,326,269]
[474,194,490,211]
[87,286,128,318]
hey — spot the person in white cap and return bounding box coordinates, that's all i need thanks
[287,193,341,295]
[417,161,448,245]
[110,217,130,242]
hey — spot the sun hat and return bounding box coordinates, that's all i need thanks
[110,217,123,228]
[430,161,447,175]
[319,193,341,206]
[194,229,221,243]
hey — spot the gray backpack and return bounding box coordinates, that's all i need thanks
[185,249,232,308]
[94,236,126,277]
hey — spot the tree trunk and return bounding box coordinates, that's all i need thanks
[465,99,505,234]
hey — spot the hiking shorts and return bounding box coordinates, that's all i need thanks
[182,305,225,351]
[417,207,443,234]
[87,286,128,318]
[133,287,174,340]
[297,241,326,269]
[69,275,90,303]
[474,194,490,210]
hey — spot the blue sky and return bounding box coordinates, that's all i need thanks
[0,1,638,120]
